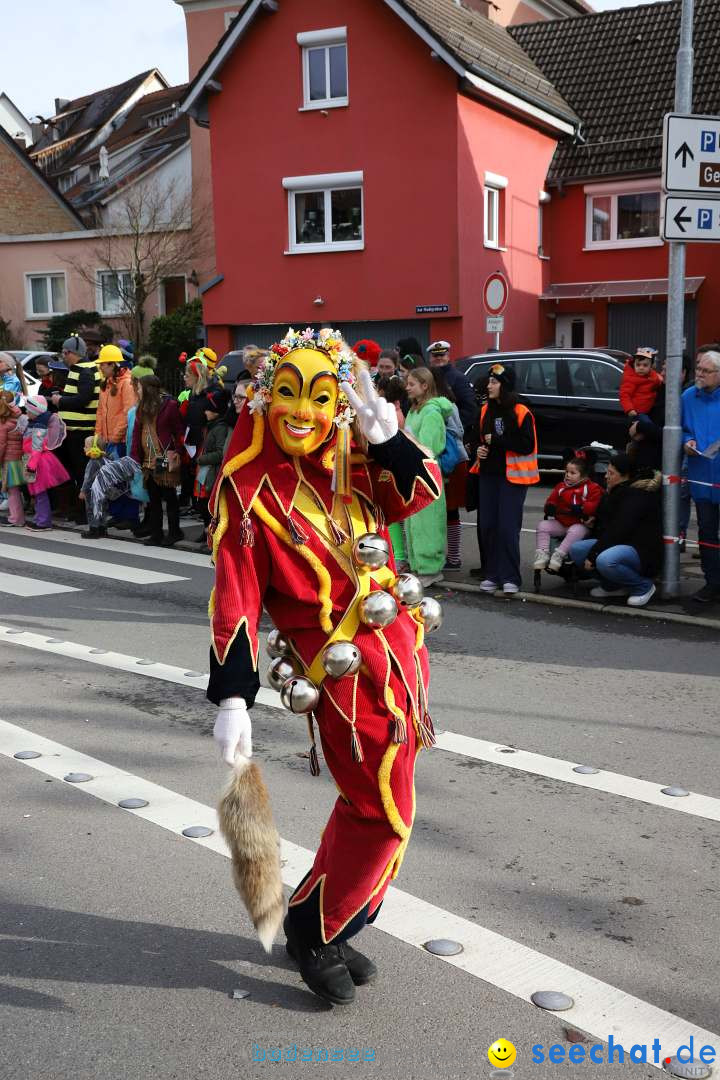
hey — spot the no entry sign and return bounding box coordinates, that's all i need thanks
[483,272,509,316]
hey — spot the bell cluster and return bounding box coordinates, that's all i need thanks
[265,533,443,715]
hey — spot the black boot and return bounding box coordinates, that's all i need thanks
[336,940,378,985]
[81,526,107,539]
[284,916,355,1005]
[161,528,185,548]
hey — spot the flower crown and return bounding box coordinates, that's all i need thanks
[249,327,357,416]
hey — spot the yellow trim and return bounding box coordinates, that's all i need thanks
[222,408,265,479]
[211,487,230,564]
[211,614,259,668]
[252,497,334,633]
[377,742,411,840]
[208,586,215,618]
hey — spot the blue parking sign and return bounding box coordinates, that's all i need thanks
[697,208,714,229]
[701,130,717,153]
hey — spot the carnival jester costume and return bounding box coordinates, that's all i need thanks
[207,328,442,1005]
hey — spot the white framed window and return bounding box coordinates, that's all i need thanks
[298,27,348,110]
[283,171,363,254]
[484,171,507,249]
[25,272,67,318]
[585,181,662,249]
[97,270,134,316]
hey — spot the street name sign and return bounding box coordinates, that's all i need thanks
[663,196,720,241]
[486,315,505,333]
[663,113,720,195]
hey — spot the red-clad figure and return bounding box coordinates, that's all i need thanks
[207,328,442,1005]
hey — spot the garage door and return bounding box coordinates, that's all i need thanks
[233,320,430,351]
[608,301,697,358]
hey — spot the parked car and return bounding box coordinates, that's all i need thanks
[8,350,58,379]
[221,350,251,384]
[456,348,629,466]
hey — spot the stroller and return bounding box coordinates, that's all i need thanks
[533,441,614,594]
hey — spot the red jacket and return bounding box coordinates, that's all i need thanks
[545,478,604,527]
[619,361,663,415]
[0,415,23,464]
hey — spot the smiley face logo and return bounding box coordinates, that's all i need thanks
[488,1039,517,1069]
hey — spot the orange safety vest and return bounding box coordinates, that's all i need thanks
[479,402,540,485]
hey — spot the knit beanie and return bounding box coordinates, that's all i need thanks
[353,339,382,367]
[62,335,87,358]
[25,396,48,418]
[488,362,516,390]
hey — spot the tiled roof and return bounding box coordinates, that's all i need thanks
[510,0,720,182]
[400,0,577,123]
[72,85,188,167]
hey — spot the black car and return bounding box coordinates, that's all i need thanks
[456,349,628,466]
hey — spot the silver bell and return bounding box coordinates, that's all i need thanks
[392,573,424,608]
[267,655,302,691]
[419,596,443,633]
[353,533,391,571]
[280,676,321,715]
[266,629,291,659]
[322,641,362,679]
[359,590,398,629]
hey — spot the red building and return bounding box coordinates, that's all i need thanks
[511,0,720,356]
[179,0,579,357]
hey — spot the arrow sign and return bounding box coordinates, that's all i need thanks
[674,141,695,168]
[663,112,720,194]
[663,196,720,241]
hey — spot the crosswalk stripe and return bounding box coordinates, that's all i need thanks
[1,716,716,1068]
[0,543,188,586]
[1,623,719,824]
[17,527,214,569]
[0,571,80,598]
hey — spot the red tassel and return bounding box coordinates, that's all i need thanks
[417,712,436,749]
[239,513,255,547]
[287,513,309,546]
[328,515,348,545]
[392,714,408,745]
[350,726,364,763]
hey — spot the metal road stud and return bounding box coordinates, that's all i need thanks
[423,939,464,956]
[5,629,24,635]
[573,765,600,775]
[183,671,204,678]
[118,799,149,809]
[14,751,41,760]
[136,659,155,666]
[89,649,108,654]
[182,826,214,838]
[45,638,64,644]
[231,988,250,1000]
[496,747,517,754]
[64,772,93,783]
[664,1057,712,1079]
[531,991,574,1011]
[661,786,690,797]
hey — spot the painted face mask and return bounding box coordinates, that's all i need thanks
[267,348,339,458]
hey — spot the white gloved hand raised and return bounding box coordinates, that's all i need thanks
[214,697,252,766]
[340,369,399,445]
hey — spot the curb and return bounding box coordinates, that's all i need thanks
[442,579,720,631]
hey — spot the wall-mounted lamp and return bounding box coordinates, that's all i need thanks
[313,296,325,306]
[188,269,200,288]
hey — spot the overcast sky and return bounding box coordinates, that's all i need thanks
[5,0,663,121]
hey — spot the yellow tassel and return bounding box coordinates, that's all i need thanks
[332,424,353,505]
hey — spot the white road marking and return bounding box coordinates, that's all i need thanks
[0,543,188,586]
[1,623,718,822]
[0,571,80,598]
[17,528,214,569]
[1,717,716,1068]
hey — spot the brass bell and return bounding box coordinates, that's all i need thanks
[392,573,424,608]
[280,676,321,714]
[353,533,391,571]
[267,655,302,691]
[266,629,291,658]
[322,641,362,679]
[419,596,443,633]
[359,590,398,629]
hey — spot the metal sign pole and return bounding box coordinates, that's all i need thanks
[662,0,694,597]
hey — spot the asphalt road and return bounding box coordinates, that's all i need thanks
[1,526,719,1080]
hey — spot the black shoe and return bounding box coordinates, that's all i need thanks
[143,535,164,546]
[26,521,52,531]
[284,916,355,1004]
[692,584,720,604]
[81,527,107,539]
[336,941,378,985]
[110,519,135,531]
[161,530,185,548]
[469,567,487,578]
[443,560,462,572]
[133,524,153,538]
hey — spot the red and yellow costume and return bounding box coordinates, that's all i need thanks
[207,331,441,946]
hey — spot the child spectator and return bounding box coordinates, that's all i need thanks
[194,387,232,549]
[620,347,663,419]
[377,374,409,568]
[534,455,603,572]
[22,396,70,530]
[0,353,28,404]
[0,390,25,527]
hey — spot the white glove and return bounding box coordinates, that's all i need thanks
[340,369,399,445]
[214,697,252,766]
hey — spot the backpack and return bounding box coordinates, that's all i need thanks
[438,407,468,476]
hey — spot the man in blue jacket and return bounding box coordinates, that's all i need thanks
[682,345,720,603]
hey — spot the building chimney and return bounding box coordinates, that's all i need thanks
[54,97,70,114]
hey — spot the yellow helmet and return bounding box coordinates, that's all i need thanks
[97,344,124,366]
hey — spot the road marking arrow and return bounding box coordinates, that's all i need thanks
[674,141,695,168]
[673,204,692,232]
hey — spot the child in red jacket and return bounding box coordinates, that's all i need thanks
[620,347,663,418]
[534,456,604,571]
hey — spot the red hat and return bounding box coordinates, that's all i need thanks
[353,339,382,367]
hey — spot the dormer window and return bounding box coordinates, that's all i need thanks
[298,27,348,110]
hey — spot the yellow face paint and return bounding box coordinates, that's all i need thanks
[268,348,338,457]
